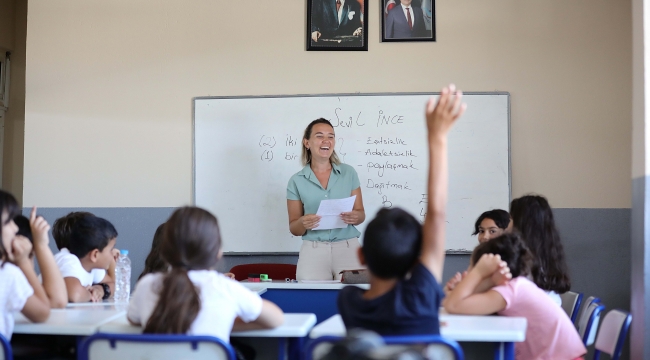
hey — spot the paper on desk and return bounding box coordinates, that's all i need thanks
[313,195,356,230]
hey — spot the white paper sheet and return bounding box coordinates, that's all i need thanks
[313,195,356,230]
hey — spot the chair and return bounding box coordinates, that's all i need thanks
[576,296,600,326]
[593,309,632,360]
[229,263,297,281]
[305,335,464,360]
[0,334,12,360]
[560,291,583,323]
[78,333,236,360]
[577,301,605,346]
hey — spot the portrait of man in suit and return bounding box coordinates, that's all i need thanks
[309,0,366,49]
[384,0,434,41]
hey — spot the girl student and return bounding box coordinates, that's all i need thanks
[510,194,570,306]
[128,207,283,341]
[443,233,586,360]
[0,191,55,339]
[138,222,235,281]
[444,209,511,293]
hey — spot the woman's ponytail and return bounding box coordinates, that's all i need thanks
[143,268,201,334]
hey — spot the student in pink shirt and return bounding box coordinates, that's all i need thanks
[443,233,586,360]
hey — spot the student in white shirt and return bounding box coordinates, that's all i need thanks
[0,190,51,339]
[14,210,67,308]
[52,212,117,287]
[54,214,118,302]
[128,206,284,342]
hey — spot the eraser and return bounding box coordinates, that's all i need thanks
[260,274,269,281]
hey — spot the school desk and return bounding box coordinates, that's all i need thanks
[98,313,317,360]
[13,307,126,336]
[309,314,527,360]
[241,281,368,323]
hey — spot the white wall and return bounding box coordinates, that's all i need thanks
[24,0,632,209]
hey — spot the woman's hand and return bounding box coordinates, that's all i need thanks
[340,211,362,225]
[224,272,235,280]
[301,214,321,230]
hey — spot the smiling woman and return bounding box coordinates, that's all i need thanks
[286,118,366,280]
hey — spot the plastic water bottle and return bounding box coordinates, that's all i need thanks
[114,249,131,302]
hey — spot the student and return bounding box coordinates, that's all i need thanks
[337,85,465,335]
[444,209,512,293]
[510,194,570,306]
[54,214,117,302]
[0,191,50,339]
[138,223,166,281]
[52,211,93,250]
[473,209,511,244]
[138,223,236,281]
[443,233,586,359]
[14,211,68,308]
[128,207,284,341]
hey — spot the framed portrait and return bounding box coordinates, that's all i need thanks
[307,0,369,51]
[382,0,435,42]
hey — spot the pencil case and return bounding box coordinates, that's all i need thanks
[340,269,370,284]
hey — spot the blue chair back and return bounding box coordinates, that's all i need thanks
[78,333,236,360]
[305,334,463,360]
[593,309,632,360]
[560,291,584,323]
[578,301,605,346]
[0,333,12,360]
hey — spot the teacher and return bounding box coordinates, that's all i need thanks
[287,118,366,280]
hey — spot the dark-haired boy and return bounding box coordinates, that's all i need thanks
[54,215,118,302]
[337,85,466,335]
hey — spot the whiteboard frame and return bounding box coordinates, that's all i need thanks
[192,92,511,255]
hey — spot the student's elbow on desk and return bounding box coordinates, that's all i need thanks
[49,296,68,309]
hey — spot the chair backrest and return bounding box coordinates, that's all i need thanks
[577,301,605,346]
[305,335,464,360]
[78,333,236,360]
[229,263,297,281]
[560,291,583,323]
[593,309,632,360]
[0,333,11,360]
[576,296,600,326]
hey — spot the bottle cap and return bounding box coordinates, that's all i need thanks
[120,249,129,255]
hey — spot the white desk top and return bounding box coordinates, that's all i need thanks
[241,281,369,290]
[309,314,527,342]
[99,313,317,338]
[14,308,126,336]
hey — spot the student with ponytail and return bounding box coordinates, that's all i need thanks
[127,207,283,341]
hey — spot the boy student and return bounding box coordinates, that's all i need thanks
[337,85,507,335]
[54,214,117,302]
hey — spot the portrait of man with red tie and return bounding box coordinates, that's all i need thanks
[307,0,368,50]
[383,0,435,42]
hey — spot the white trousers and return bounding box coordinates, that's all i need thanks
[296,238,365,280]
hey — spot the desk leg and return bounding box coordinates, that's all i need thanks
[278,338,287,360]
[494,342,515,360]
[288,337,304,360]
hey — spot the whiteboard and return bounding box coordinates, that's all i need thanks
[193,93,510,253]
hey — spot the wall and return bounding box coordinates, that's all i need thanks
[0,0,26,201]
[23,0,632,328]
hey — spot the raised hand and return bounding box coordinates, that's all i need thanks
[425,84,467,139]
[29,207,51,248]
